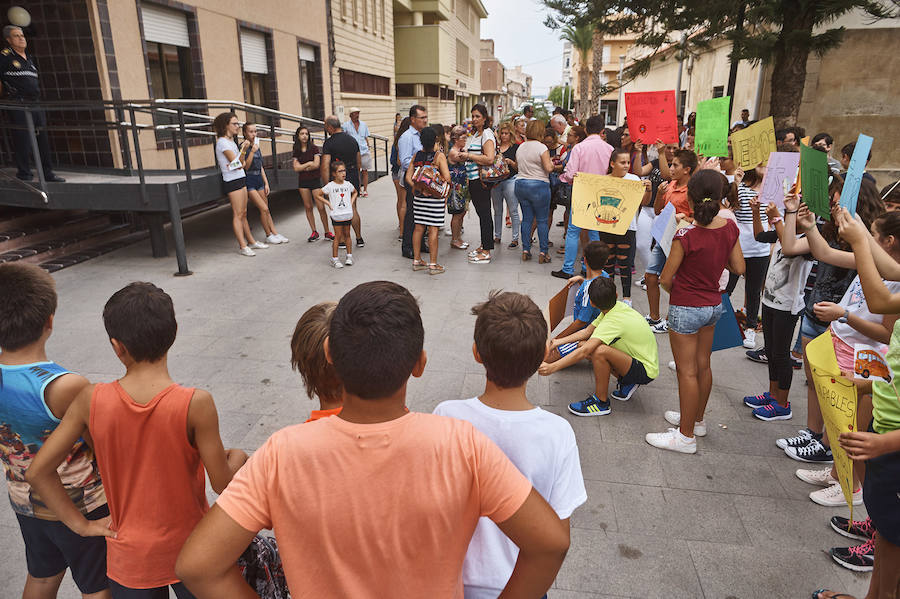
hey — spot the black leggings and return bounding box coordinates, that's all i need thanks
[726,255,769,328]
[762,304,800,390]
[469,179,494,251]
[601,230,635,298]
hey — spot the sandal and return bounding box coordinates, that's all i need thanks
[468,247,483,257]
[547,240,554,247]
[508,240,519,249]
[811,591,855,599]
[469,252,491,264]
[427,263,445,275]
[556,246,566,255]
[522,251,532,262]
[412,260,428,271]
[539,253,551,264]
[451,240,470,250]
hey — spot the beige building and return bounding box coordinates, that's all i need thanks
[505,65,532,113]
[621,10,899,184]
[393,0,487,125]
[329,0,397,140]
[569,33,637,124]
[479,39,506,121]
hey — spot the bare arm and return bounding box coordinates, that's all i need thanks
[313,188,331,209]
[659,239,683,292]
[44,373,91,421]
[540,337,601,374]
[436,152,451,183]
[727,239,745,275]
[798,205,856,269]
[496,488,569,598]
[238,142,255,170]
[540,149,553,174]
[468,136,496,166]
[837,209,900,314]
[405,161,415,188]
[656,141,671,179]
[188,390,247,495]
[780,193,812,256]
[320,153,331,184]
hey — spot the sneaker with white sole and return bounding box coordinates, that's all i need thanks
[275,233,289,243]
[239,246,256,257]
[645,428,697,454]
[753,401,792,421]
[622,298,633,307]
[344,255,353,266]
[831,539,874,572]
[249,241,269,249]
[742,329,756,349]
[331,258,343,269]
[266,234,283,244]
[609,382,639,402]
[810,483,862,507]
[743,391,774,408]
[663,411,707,436]
[776,427,817,450]
[786,438,833,463]
[830,516,875,542]
[796,467,837,487]
[568,394,611,416]
[667,360,676,372]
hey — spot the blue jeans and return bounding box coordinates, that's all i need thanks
[491,177,520,241]
[563,213,601,275]
[515,179,551,254]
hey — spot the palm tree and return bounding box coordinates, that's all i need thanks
[560,22,592,119]
[590,24,604,117]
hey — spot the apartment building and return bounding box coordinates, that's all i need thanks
[569,33,637,124]
[479,39,506,121]
[329,0,397,140]
[393,0,487,125]
[505,65,532,112]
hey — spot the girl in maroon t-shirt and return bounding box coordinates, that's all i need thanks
[646,170,745,454]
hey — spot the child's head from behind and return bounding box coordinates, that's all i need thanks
[588,277,617,311]
[291,302,342,402]
[0,263,57,352]
[328,281,424,399]
[471,291,547,389]
[103,282,176,363]
[687,170,725,226]
[582,241,610,272]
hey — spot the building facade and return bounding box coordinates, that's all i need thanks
[393,0,487,125]
[569,34,637,124]
[505,65,532,112]
[479,38,506,121]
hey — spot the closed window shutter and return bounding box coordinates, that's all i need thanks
[240,29,268,74]
[141,4,190,48]
[298,44,316,63]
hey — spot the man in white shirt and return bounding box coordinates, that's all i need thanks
[342,108,372,197]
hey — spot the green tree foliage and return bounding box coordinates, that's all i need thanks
[559,21,594,118]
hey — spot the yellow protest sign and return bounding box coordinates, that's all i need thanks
[729,116,776,170]
[571,173,645,235]
[807,331,858,518]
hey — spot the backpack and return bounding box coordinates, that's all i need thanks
[238,535,290,599]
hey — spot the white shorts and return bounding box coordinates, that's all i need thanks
[359,153,373,171]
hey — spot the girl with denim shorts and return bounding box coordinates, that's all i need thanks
[241,123,287,245]
[645,170,744,454]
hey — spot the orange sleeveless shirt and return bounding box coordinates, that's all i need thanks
[90,382,208,588]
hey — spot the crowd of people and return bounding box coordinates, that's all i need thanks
[3,97,900,599]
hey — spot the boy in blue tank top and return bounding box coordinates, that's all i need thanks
[0,263,109,598]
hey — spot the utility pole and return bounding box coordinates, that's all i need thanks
[725,2,746,119]
[674,33,687,122]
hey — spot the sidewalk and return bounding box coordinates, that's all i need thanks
[0,177,870,598]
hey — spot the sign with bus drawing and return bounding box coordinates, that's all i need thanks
[854,344,893,384]
[571,173,645,235]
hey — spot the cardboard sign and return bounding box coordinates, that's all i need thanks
[624,91,679,144]
[807,331,857,518]
[712,294,744,352]
[729,116,776,169]
[759,152,801,210]
[840,134,874,216]
[695,96,730,157]
[548,283,578,331]
[853,343,893,384]
[571,173,645,235]
[651,202,677,255]
[800,143,831,220]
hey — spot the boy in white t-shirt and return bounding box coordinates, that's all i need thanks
[314,160,357,268]
[433,291,586,599]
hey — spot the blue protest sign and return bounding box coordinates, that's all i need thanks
[840,134,873,216]
[712,294,744,352]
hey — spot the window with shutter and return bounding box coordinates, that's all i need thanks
[141,4,189,48]
[240,29,268,74]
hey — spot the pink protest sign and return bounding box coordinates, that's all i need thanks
[759,152,800,210]
[624,91,679,144]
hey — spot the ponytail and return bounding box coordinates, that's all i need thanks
[687,170,724,226]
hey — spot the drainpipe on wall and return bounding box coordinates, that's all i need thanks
[325,0,337,115]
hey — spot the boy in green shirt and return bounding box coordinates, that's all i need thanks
[540,277,658,416]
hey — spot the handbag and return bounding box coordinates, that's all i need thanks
[412,163,450,199]
[478,151,510,184]
[238,535,290,599]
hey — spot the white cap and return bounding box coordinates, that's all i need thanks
[349,107,361,115]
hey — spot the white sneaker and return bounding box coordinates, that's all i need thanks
[810,483,862,507]
[276,233,289,243]
[249,241,269,249]
[622,298,633,307]
[331,258,343,269]
[238,246,256,257]
[445,227,453,236]
[742,329,756,349]
[651,319,669,334]
[796,467,838,487]
[663,411,707,436]
[667,360,677,372]
[344,255,353,266]
[645,428,697,454]
[266,234,283,245]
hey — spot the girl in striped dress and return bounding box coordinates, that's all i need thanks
[405,126,450,275]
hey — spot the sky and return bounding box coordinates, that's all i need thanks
[479,0,566,97]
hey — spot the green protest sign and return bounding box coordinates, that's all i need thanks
[695,96,730,157]
[800,143,830,220]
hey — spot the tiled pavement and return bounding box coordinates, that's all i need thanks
[0,178,871,598]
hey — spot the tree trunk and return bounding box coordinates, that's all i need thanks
[578,64,590,120]
[591,29,604,116]
[768,3,815,129]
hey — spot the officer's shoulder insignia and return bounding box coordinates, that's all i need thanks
[1,48,10,56]
[11,60,20,68]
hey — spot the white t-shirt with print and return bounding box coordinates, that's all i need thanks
[432,397,587,599]
[831,275,900,350]
[320,181,355,221]
[762,240,814,314]
[464,128,497,181]
[215,137,245,182]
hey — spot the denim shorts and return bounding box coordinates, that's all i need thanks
[645,243,667,276]
[800,313,828,340]
[246,173,265,191]
[668,303,724,335]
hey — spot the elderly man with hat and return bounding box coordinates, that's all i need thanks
[342,107,372,197]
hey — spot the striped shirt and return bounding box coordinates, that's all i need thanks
[734,184,771,258]
[465,129,496,180]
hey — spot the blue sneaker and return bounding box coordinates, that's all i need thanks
[610,382,639,402]
[753,401,793,421]
[568,394,611,416]
[743,391,774,408]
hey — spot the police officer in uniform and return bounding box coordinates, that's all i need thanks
[1,25,64,182]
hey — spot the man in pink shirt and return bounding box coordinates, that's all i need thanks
[175,281,570,599]
[553,115,614,280]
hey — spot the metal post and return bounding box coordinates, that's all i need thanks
[128,106,148,207]
[116,105,133,172]
[24,110,47,192]
[165,183,192,276]
[147,213,168,257]
[176,108,196,207]
[372,136,378,180]
[675,33,687,122]
[726,2,746,119]
[269,115,278,184]
[171,130,181,170]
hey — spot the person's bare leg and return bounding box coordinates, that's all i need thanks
[228,189,249,247]
[248,189,276,236]
[22,571,65,599]
[428,226,439,264]
[646,273,662,321]
[592,344,637,398]
[803,336,826,436]
[669,329,701,438]
[300,189,317,234]
[695,324,716,421]
[393,179,406,228]
[451,213,464,245]
[361,169,369,195]
[351,207,362,239]
[413,224,425,263]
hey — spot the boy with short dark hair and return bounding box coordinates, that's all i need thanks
[0,263,110,599]
[553,241,611,340]
[433,291,586,598]
[541,277,659,416]
[289,301,343,421]
[27,282,247,598]
[840,141,876,184]
[174,281,570,598]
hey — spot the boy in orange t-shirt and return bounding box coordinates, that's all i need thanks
[175,281,570,599]
[290,302,343,422]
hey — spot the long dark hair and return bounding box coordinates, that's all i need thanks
[393,116,411,151]
[292,125,316,155]
[471,103,491,131]
[821,175,884,248]
[688,170,725,226]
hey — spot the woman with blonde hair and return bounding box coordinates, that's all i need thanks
[491,122,520,248]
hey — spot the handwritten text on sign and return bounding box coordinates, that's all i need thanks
[624,91,679,144]
[840,134,874,216]
[729,116,776,169]
[759,152,800,210]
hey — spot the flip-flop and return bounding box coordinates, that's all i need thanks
[811,590,855,599]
